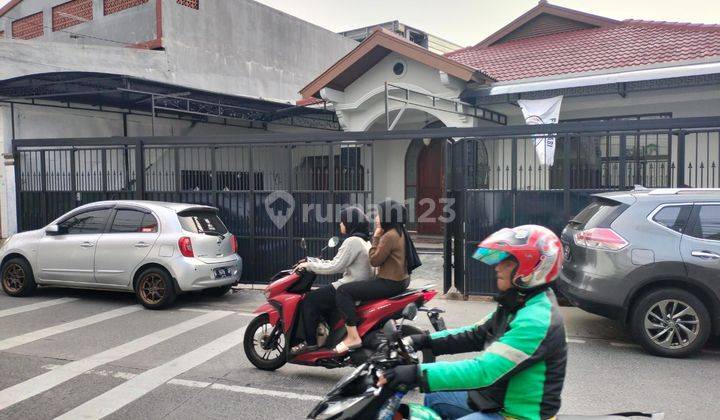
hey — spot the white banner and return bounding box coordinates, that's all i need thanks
[517,96,563,166]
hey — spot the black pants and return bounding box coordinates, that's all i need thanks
[336,278,410,326]
[301,285,336,346]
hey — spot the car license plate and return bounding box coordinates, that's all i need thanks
[214,267,232,278]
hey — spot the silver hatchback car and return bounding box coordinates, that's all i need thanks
[0,201,242,309]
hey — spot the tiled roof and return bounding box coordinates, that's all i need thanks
[446,21,720,82]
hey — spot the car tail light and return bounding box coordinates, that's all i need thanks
[574,228,628,251]
[178,237,194,257]
[230,235,238,253]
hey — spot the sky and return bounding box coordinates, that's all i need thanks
[1,0,719,47]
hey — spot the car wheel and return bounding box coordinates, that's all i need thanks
[202,284,233,297]
[631,288,711,358]
[135,268,177,310]
[243,313,287,371]
[1,257,37,297]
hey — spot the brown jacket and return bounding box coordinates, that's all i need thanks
[369,228,408,281]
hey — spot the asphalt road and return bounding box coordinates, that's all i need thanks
[0,286,718,420]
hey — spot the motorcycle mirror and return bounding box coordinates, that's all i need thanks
[300,238,307,251]
[327,236,340,248]
[402,303,418,321]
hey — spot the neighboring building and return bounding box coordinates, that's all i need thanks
[0,0,358,237]
[339,20,461,55]
[0,0,358,100]
[301,1,720,235]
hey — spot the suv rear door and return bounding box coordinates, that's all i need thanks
[680,203,720,294]
[177,209,235,263]
[561,197,627,264]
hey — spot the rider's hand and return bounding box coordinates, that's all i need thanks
[402,333,430,351]
[295,262,309,272]
[376,365,419,390]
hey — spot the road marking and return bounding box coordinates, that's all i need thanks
[0,310,232,411]
[0,298,78,318]
[210,383,323,401]
[610,341,641,348]
[0,306,142,351]
[566,338,586,344]
[40,365,323,401]
[55,326,248,420]
[179,308,255,317]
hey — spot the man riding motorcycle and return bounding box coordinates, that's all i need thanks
[378,225,567,420]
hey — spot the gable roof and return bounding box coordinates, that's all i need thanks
[299,28,493,99]
[447,20,720,82]
[475,0,620,48]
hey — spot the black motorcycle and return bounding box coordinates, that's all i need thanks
[308,303,665,420]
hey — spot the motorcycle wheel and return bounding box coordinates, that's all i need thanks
[243,313,288,371]
[400,325,435,364]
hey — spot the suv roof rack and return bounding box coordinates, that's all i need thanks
[646,188,720,195]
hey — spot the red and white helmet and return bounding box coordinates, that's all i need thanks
[472,225,562,290]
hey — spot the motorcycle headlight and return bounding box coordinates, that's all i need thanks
[315,396,368,419]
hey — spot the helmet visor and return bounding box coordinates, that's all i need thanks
[472,247,510,266]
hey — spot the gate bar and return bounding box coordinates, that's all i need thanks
[13,116,720,148]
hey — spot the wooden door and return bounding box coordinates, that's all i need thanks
[416,139,444,234]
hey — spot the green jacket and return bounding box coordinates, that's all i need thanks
[418,288,567,420]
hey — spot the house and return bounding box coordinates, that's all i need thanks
[300,0,720,235]
[339,21,462,55]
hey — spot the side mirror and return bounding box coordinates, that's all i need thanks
[45,225,64,236]
[402,303,418,321]
[327,236,339,249]
[300,238,307,251]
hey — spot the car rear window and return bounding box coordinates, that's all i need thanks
[652,205,692,233]
[178,211,228,235]
[568,199,625,230]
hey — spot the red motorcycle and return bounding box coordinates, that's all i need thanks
[243,237,445,370]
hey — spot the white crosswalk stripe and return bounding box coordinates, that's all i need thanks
[0,298,78,318]
[55,326,247,420]
[0,310,233,411]
[0,305,142,351]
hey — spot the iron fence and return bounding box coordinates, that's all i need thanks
[12,117,720,295]
[448,125,720,295]
[14,140,372,285]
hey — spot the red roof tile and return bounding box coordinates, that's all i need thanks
[446,21,720,82]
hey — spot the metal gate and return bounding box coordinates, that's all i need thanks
[447,120,720,295]
[14,139,373,285]
[12,116,720,294]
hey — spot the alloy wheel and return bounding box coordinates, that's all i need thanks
[139,274,165,305]
[644,299,700,350]
[2,263,25,293]
[252,322,285,362]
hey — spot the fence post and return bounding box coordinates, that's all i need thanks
[443,139,453,294]
[134,140,144,200]
[619,135,627,188]
[562,134,571,221]
[454,138,467,296]
[676,131,686,187]
[511,137,517,226]
[40,151,47,224]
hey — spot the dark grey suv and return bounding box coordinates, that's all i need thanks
[558,188,720,357]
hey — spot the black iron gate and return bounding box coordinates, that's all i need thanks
[447,121,720,295]
[14,139,373,285]
[12,117,720,294]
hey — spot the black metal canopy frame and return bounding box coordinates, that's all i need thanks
[0,72,341,132]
